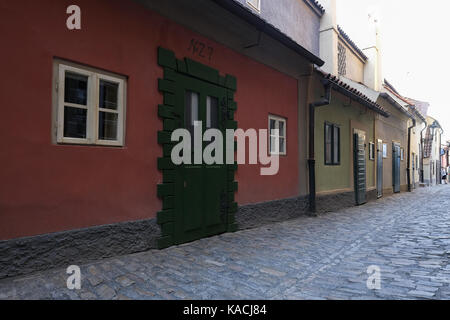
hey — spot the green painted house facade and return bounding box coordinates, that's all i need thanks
[311,72,388,212]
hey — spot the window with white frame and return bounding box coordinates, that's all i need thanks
[269,115,286,155]
[246,0,261,12]
[55,62,126,146]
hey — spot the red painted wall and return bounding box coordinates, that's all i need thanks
[0,0,299,240]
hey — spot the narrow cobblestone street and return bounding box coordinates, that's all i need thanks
[1,186,450,300]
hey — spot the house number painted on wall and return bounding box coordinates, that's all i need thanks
[188,39,214,61]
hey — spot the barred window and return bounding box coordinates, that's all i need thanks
[338,43,347,76]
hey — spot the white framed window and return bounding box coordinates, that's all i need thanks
[269,115,287,156]
[400,148,404,161]
[55,62,126,146]
[246,0,261,12]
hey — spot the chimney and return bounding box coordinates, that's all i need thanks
[363,11,383,91]
[319,0,338,75]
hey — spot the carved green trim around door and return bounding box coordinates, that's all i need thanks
[156,47,238,249]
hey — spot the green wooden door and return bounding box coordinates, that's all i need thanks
[173,73,228,244]
[354,130,367,205]
[393,143,401,193]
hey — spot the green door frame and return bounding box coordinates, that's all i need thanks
[376,139,383,198]
[156,47,238,249]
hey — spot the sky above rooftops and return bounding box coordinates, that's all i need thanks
[337,0,450,142]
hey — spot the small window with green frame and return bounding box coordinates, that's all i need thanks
[324,122,340,166]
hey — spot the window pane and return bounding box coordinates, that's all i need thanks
[270,136,277,153]
[279,121,285,137]
[333,126,340,164]
[270,119,276,136]
[279,137,285,154]
[206,96,219,129]
[99,80,118,110]
[325,124,332,164]
[185,91,199,150]
[65,72,88,105]
[185,91,199,128]
[64,106,87,139]
[98,112,118,140]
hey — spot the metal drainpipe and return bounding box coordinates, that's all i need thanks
[308,80,332,213]
[420,124,427,183]
[407,117,416,192]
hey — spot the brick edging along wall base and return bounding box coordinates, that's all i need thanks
[0,191,382,279]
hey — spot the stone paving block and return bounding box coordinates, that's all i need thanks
[87,276,103,287]
[80,291,98,300]
[95,284,117,300]
[259,268,287,277]
[2,186,450,299]
[407,290,436,298]
[115,276,135,287]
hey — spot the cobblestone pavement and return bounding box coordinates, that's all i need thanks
[1,186,450,300]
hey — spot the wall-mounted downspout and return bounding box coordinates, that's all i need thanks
[308,80,332,213]
[420,123,428,183]
[407,116,416,192]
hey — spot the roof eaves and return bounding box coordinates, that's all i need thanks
[434,119,443,131]
[212,0,325,66]
[404,97,430,117]
[316,70,389,117]
[409,106,426,123]
[383,85,428,121]
[380,92,414,119]
[383,79,400,95]
[382,83,412,106]
[337,25,368,61]
[303,0,325,17]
